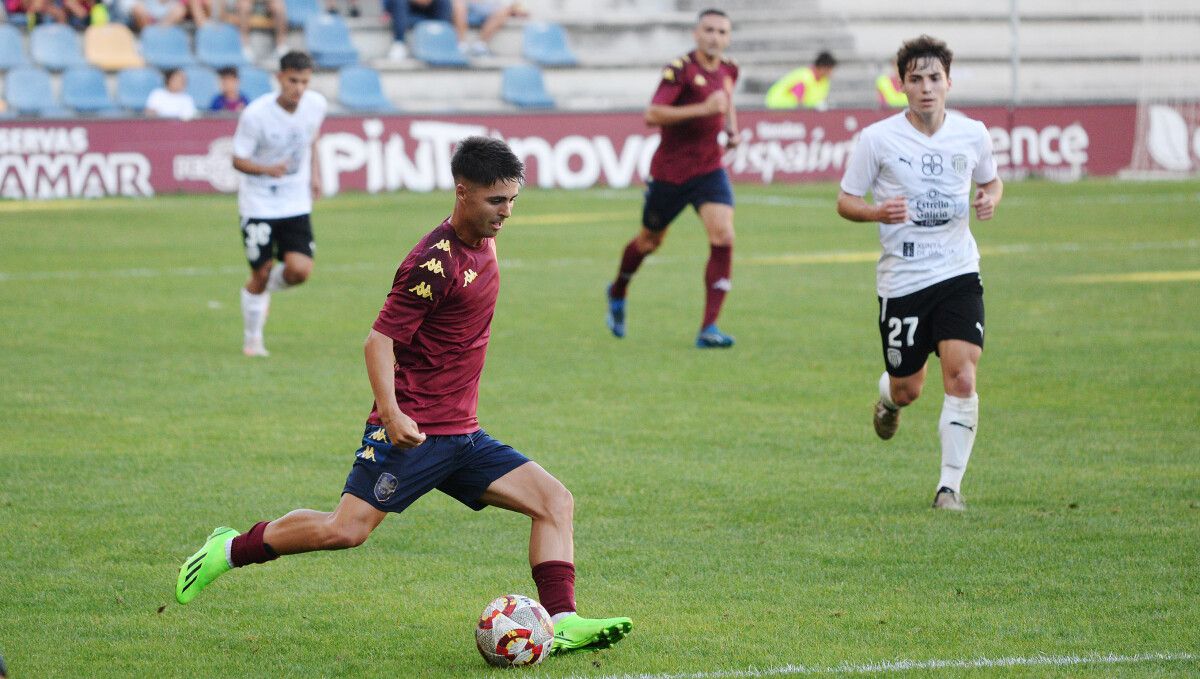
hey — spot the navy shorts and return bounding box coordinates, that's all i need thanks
[642,168,734,232]
[343,425,530,513]
[877,272,985,377]
[240,214,315,269]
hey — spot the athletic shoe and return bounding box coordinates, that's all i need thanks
[176,526,239,604]
[873,399,900,440]
[550,613,633,655]
[243,339,269,357]
[387,41,408,61]
[695,324,734,348]
[932,486,966,511]
[605,285,625,338]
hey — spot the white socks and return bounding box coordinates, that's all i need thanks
[240,286,271,345]
[265,265,295,293]
[937,393,979,492]
[878,371,898,410]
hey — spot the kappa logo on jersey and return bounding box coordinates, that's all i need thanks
[368,428,388,442]
[431,239,451,252]
[463,269,478,287]
[409,281,434,300]
[694,74,707,87]
[671,58,684,68]
[952,154,968,175]
[662,67,675,81]
[419,258,447,277]
[358,445,376,461]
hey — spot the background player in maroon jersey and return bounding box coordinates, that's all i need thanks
[176,137,632,655]
[605,8,742,348]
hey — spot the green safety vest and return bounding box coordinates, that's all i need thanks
[876,74,907,107]
[764,67,830,109]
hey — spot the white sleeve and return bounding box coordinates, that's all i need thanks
[145,89,166,114]
[232,108,259,159]
[839,129,877,197]
[972,121,998,184]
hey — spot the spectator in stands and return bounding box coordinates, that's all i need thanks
[325,0,358,17]
[383,0,451,61]
[222,0,290,61]
[17,0,93,27]
[117,0,187,31]
[5,0,54,26]
[146,67,198,119]
[451,0,526,57]
[211,65,250,111]
[876,59,908,108]
[764,50,837,110]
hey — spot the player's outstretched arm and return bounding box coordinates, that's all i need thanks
[233,155,287,178]
[973,177,1003,221]
[837,190,907,224]
[364,329,426,448]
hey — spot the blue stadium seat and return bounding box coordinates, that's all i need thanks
[184,65,220,110]
[239,65,274,100]
[409,20,467,67]
[5,65,70,116]
[30,23,89,71]
[140,25,195,70]
[284,0,320,28]
[195,22,248,68]
[0,24,30,70]
[304,14,359,68]
[522,22,578,67]
[501,64,554,109]
[62,65,120,114]
[116,66,164,111]
[337,65,395,112]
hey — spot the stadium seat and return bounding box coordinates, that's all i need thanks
[501,64,554,109]
[521,22,578,67]
[409,20,468,67]
[30,23,89,71]
[184,65,220,110]
[284,0,320,28]
[0,24,29,70]
[140,25,195,70]
[337,65,395,112]
[62,65,121,114]
[195,22,248,68]
[304,13,359,69]
[84,23,145,71]
[239,64,274,100]
[116,66,164,111]
[4,65,70,116]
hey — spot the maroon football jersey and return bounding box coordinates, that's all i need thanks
[648,51,739,185]
[369,219,499,435]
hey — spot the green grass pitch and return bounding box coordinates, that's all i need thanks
[0,179,1197,677]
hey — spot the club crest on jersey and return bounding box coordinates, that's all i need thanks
[463,269,478,287]
[431,239,451,252]
[952,154,967,175]
[419,258,447,277]
[887,348,903,368]
[409,281,434,300]
[374,472,398,502]
[694,74,707,87]
[662,67,675,81]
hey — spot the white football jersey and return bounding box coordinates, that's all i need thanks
[841,110,997,298]
[232,90,327,219]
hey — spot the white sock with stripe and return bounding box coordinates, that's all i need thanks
[938,393,979,492]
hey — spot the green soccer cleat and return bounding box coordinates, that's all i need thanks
[175,526,238,604]
[549,613,633,655]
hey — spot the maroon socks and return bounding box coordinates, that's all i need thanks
[702,244,733,328]
[531,560,576,616]
[610,240,648,299]
[229,521,280,568]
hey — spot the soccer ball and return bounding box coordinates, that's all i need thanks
[475,594,554,667]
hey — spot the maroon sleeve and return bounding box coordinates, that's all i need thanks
[650,62,686,106]
[372,249,456,345]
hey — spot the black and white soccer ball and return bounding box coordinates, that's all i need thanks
[475,594,554,667]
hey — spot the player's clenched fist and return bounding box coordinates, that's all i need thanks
[877,196,908,224]
[972,188,995,220]
[705,90,730,115]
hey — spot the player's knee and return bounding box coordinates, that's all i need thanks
[284,268,310,285]
[945,371,976,398]
[538,483,574,525]
[892,382,922,406]
[637,233,664,253]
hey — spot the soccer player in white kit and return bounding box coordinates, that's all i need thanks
[232,51,327,357]
[837,35,1003,510]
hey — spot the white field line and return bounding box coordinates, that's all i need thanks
[570,651,1198,679]
[1,240,1197,283]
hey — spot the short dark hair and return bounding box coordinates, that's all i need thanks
[217,66,239,78]
[451,136,525,187]
[896,34,952,80]
[163,67,181,80]
[698,8,729,23]
[279,51,315,72]
[814,50,837,68]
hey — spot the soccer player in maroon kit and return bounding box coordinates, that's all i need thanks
[606,8,742,348]
[175,137,632,655]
